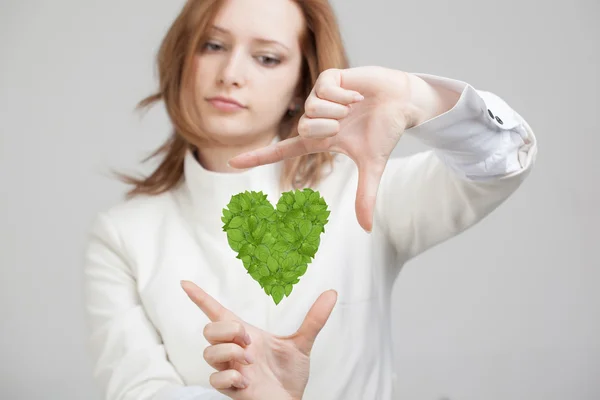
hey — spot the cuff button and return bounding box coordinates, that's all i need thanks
[495,115,504,125]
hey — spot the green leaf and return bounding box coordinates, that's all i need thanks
[267,256,279,273]
[255,245,270,262]
[238,243,255,257]
[288,251,302,264]
[288,209,303,220]
[284,193,294,205]
[240,255,252,267]
[228,201,242,214]
[284,284,293,296]
[247,215,258,232]
[262,232,276,246]
[295,190,306,206]
[282,271,297,282]
[240,195,251,210]
[260,275,276,286]
[316,210,330,224]
[273,241,290,253]
[296,265,308,276]
[257,205,274,218]
[309,191,320,203]
[228,216,244,229]
[252,221,267,240]
[271,286,285,305]
[309,204,326,213]
[307,226,322,241]
[280,227,297,243]
[227,229,245,243]
[249,270,262,281]
[298,220,312,237]
[282,256,294,269]
[299,243,317,257]
[259,265,270,277]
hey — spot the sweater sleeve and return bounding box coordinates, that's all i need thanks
[83,212,229,400]
[373,79,538,261]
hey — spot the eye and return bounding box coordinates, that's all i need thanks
[257,55,281,67]
[203,41,224,51]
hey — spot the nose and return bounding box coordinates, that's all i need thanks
[218,51,246,87]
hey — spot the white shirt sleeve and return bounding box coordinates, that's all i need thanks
[154,386,230,400]
[405,73,534,180]
[83,212,226,400]
[373,73,538,260]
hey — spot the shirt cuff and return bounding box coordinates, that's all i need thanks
[404,73,533,180]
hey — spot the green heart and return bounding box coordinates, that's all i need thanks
[221,188,330,305]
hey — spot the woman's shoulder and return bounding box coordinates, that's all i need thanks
[89,186,182,239]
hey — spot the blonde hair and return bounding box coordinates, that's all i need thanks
[118,0,350,198]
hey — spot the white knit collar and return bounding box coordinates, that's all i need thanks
[181,136,282,235]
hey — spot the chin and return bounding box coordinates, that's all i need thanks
[201,119,259,143]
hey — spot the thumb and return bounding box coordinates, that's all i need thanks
[294,290,338,355]
[355,160,386,233]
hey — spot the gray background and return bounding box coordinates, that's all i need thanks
[1,0,598,399]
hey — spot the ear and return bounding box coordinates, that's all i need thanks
[289,94,304,110]
[288,101,299,112]
[287,103,299,117]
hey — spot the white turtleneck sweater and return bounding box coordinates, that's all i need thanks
[83,74,538,400]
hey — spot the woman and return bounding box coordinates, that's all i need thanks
[83,0,537,399]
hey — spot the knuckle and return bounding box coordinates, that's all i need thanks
[315,84,329,99]
[330,120,341,133]
[230,370,242,381]
[232,344,244,359]
[235,322,245,337]
[209,372,221,388]
[340,105,350,117]
[226,342,238,353]
[203,323,212,339]
[297,118,310,136]
[203,346,212,361]
[305,101,318,116]
[216,369,235,384]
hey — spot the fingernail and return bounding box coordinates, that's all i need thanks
[354,94,364,101]
[242,377,250,389]
[244,333,252,345]
[245,351,254,364]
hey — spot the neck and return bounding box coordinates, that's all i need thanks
[194,133,279,173]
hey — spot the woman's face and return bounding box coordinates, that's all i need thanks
[192,0,305,144]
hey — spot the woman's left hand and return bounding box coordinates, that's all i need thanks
[228,66,452,233]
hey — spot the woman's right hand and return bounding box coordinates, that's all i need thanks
[181,280,338,400]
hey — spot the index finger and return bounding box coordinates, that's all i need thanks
[181,280,234,322]
[228,135,332,169]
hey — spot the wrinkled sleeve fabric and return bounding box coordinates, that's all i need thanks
[374,73,537,260]
[83,212,228,400]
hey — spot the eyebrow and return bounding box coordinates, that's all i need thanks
[209,25,291,51]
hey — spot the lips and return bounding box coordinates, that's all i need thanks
[207,96,246,109]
